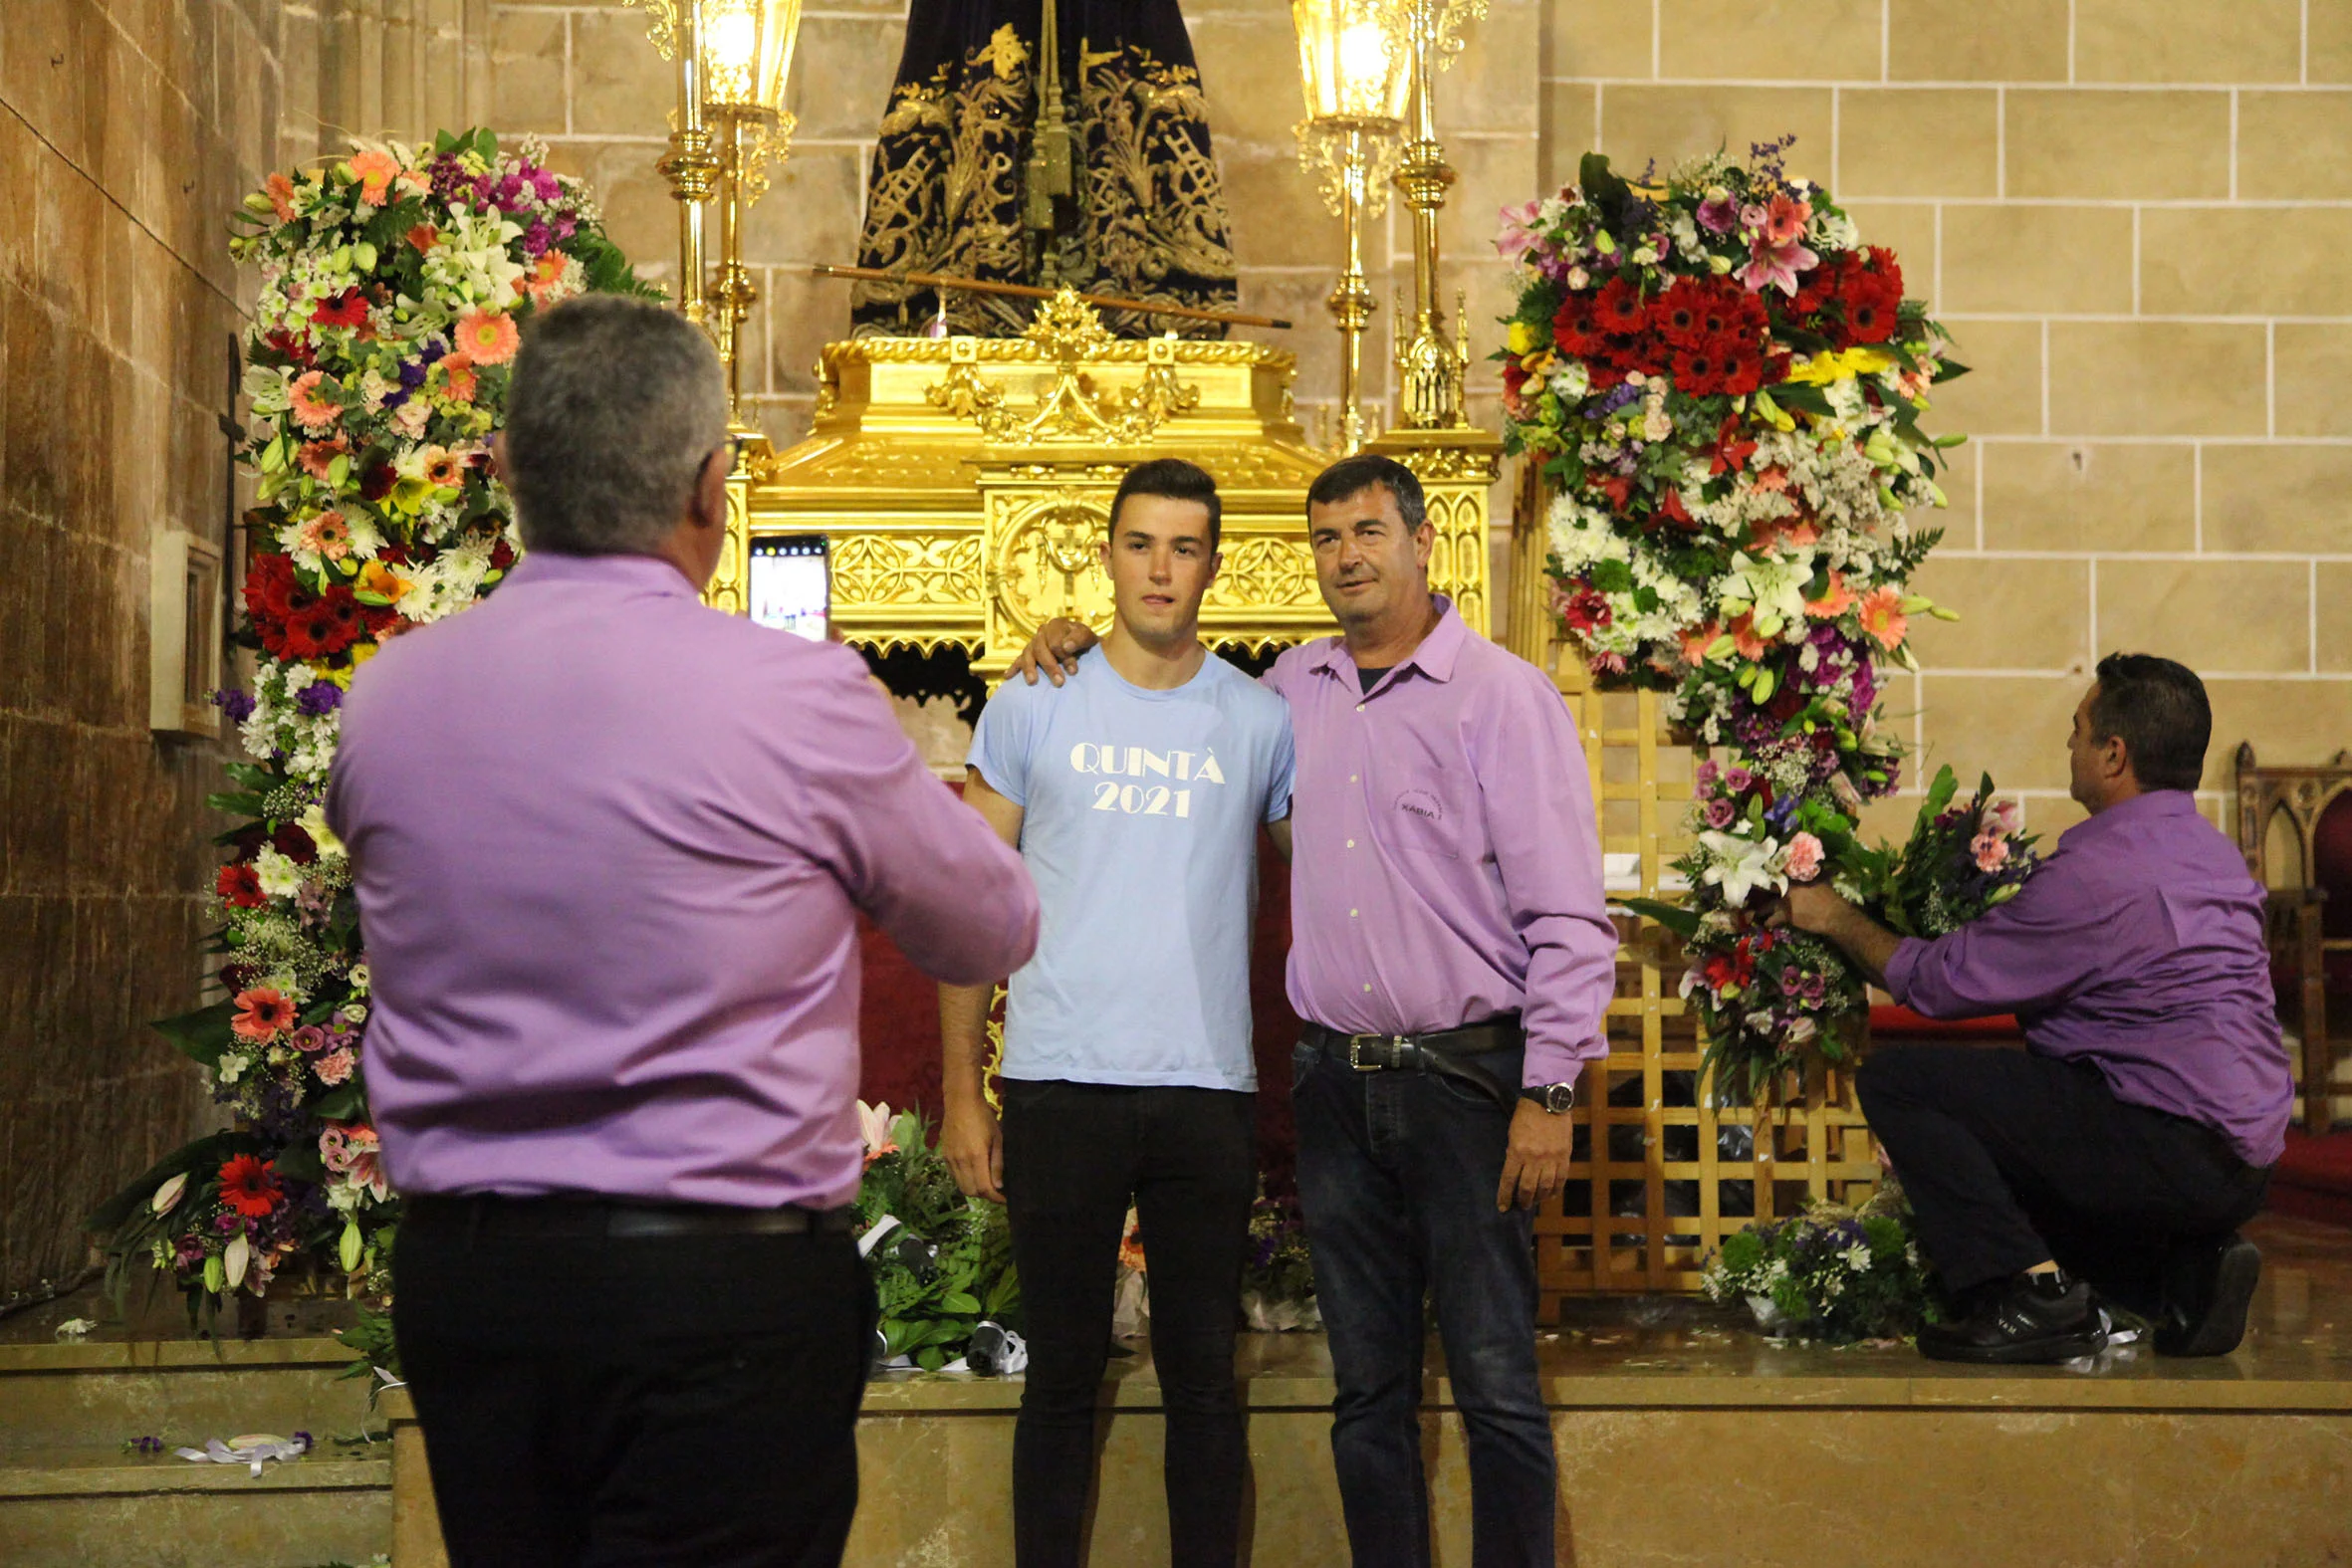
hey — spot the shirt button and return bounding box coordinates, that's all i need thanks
[1345,838,1355,848]
[1349,908,1359,917]
[1349,774,1358,783]
[1354,703,1365,713]
[1362,983,1372,993]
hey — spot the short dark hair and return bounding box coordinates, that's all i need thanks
[2089,653,2212,792]
[1306,452,1427,534]
[1109,458,1221,550]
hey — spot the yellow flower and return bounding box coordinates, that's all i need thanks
[1507,319,1540,355]
[1784,346,1900,386]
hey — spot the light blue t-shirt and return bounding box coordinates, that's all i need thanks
[967,652,1295,1091]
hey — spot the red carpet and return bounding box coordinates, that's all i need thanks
[2272,1128,2352,1229]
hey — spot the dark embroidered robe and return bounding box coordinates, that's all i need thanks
[849,0,1240,338]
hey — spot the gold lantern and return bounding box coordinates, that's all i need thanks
[700,0,802,425]
[1292,1,1409,454]
[625,0,804,423]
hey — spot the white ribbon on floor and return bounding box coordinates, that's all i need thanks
[175,1434,310,1477]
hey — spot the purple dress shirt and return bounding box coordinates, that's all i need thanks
[1886,789,2290,1166]
[327,552,1040,1211]
[1262,599,1619,1089]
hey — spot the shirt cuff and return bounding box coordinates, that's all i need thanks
[1523,1036,1601,1090]
[1882,937,1930,1008]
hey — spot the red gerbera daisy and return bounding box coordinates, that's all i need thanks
[1673,344,1729,396]
[1594,275,1649,336]
[218,1155,284,1219]
[215,863,265,909]
[1650,278,1709,347]
[1552,291,1610,356]
[311,289,370,331]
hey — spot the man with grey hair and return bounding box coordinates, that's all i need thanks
[329,294,1041,1567]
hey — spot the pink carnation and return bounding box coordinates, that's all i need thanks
[315,1047,356,1085]
[1971,831,2010,873]
[1783,831,1825,882]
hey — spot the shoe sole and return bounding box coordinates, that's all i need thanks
[2158,1238,2260,1358]
[1916,1328,2106,1366]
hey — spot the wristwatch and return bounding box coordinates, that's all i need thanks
[1520,1082,1576,1114]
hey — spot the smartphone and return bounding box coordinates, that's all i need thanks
[748,535,830,641]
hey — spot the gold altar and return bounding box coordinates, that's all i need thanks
[706,292,1500,669]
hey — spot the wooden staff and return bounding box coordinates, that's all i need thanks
[812,263,1293,332]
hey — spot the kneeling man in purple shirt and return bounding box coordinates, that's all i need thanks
[1777,654,2288,1365]
[327,296,1040,1567]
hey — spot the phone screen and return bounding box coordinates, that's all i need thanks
[747,535,830,641]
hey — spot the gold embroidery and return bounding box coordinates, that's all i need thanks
[851,30,1238,339]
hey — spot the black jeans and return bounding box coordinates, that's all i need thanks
[395,1196,872,1568]
[1291,1041,1556,1568]
[999,1079,1258,1568]
[1856,1044,2274,1310]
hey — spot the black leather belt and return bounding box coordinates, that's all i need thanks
[1301,1013,1524,1108]
[409,1193,858,1238]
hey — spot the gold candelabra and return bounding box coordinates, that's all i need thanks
[1291,2,1408,455]
[1390,0,1484,430]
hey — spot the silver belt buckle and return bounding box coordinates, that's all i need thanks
[1347,1033,1409,1071]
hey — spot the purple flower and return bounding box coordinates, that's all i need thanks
[295,681,343,717]
[1697,194,1739,234]
[525,219,552,258]
[397,358,428,389]
[1596,382,1644,416]
[211,688,257,723]
[1703,797,1736,829]
[1725,766,1755,792]
[532,169,562,204]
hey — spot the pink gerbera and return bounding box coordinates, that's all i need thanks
[289,369,343,431]
[231,988,297,1043]
[454,310,520,365]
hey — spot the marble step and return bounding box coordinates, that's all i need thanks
[0,1445,390,1568]
[0,1337,378,1452]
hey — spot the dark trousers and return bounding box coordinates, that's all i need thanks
[394,1196,872,1568]
[1856,1044,2273,1310]
[999,1079,1258,1568]
[1290,1042,1556,1568]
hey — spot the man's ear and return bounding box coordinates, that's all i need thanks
[1413,519,1437,569]
[694,445,730,533]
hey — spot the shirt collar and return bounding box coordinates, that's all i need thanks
[505,549,700,599]
[2065,788,2200,841]
[1305,595,1466,686]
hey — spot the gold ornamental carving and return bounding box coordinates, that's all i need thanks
[736,291,1500,673]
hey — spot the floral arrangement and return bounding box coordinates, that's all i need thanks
[1494,141,1978,1096]
[89,129,647,1323]
[1700,1181,1944,1343]
[1241,1193,1319,1332]
[852,1104,1022,1372]
[1855,767,2038,939]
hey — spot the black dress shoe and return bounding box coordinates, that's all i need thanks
[1917,1268,2105,1365]
[2156,1232,2261,1357]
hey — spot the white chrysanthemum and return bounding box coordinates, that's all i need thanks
[252,845,305,900]
[1844,1243,1873,1272]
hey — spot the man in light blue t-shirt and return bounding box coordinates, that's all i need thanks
[941,458,1294,1568]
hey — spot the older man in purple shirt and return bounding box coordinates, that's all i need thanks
[1021,453,1617,1568]
[1781,654,2286,1365]
[329,296,1039,1568]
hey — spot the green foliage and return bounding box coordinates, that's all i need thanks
[855,1109,1021,1372]
[1702,1182,1947,1342]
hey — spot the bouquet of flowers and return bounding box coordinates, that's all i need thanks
[1856,767,2038,938]
[1496,139,1978,1094]
[1240,1193,1319,1332]
[1700,1183,1944,1343]
[89,129,648,1325]
[852,1104,1022,1372]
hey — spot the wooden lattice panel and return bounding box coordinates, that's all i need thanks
[1534,675,1883,1307]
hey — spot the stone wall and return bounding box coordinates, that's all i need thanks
[0,0,489,1302]
[1546,0,2352,839]
[503,0,2352,837]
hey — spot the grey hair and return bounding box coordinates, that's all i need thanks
[502,294,731,556]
